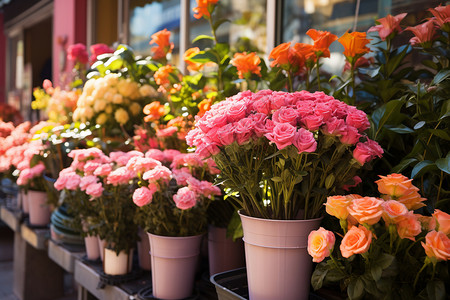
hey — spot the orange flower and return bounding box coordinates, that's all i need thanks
[381,200,409,225]
[307,227,336,263]
[143,101,166,122]
[325,195,352,220]
[338,31,371,61]
[306,29,337,58]
[270,42,308,74]
[183,47,203,72]
[292,43,316,65]
[154,65,173,86]
[340,225,372,258]
[367,13,407,41]
[397,211,422,241]
[269,42,291,67]
[149,29,174,60]
[193,0,219,19]
[429,5,450,30]
[396,189,426,210]
[167,116,185,128]
[231,52,261,79]
[421,230,450,261]
[347,196,383,225]
[376,173,414,198]
[433,209,450,236]
[197,98,212,118]
[406,20,437,47]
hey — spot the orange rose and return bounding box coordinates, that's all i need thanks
[417,215,436,231]
[325,195,352,220]
[338,31,371,61]
[197,98,212,118]
[347,197,383,225]
[269,42,291,68]
[433,209,450,236]
[340,225,372,258]
[150,29,174,60]
[306,29,338,58]
[396,189,426,210]
[184,47,203,72]
[154,65,173,86]
[308,227,336,263]
[397,211,422,241]
[292,43,316,62]
[376,173,414,198]
[143,101,166,122]
[193,0,219,19]
[381,200,408,225]
[231,52,262,79]
[421,230,450,261]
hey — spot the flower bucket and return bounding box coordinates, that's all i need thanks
[103,248,134,275]
[208,225,245,276]
[84,235,100,261]
[148,233,203,300]
[28,190,51,226]
[98,236,107,262]
[239,211,322,300]
[137,227,151,271]
[21,190,29,214]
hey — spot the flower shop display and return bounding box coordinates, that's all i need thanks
[130,151,221,299]
[187,89,382,299]
[308,173,449,299]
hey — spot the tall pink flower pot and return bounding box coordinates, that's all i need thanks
[137,227,151,271]
[208,225,245,276]
[21,190,29,213]
[28,190,51,226]
[84,235,100,261]
[239,211,322,300]
[148,233,203,300]
[103,248,134,275]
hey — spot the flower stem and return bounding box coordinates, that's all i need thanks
[316,59,321,91]
[413,261,429,290]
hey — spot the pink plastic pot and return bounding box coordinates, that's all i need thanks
[84,235,100,261]
[28,190,50,226]
[148,233,202,300]
[137,227,151,271]
[103,248,133,275]
[239,210,322,300]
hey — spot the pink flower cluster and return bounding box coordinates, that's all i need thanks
[0,122,32,172]
[130,151,221,210]
[187,90,382,165]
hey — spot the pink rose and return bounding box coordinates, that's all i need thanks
[381,200,408,225]
[86,182,104,198]
[353,139,384,165]
[433,209,450,236]
[270,93,287,110]
[296,101,315,118]
[173,187,198,210]
[342,176,362,191]
[252,98,271,115]
[421,230,450,261]
[347,196,384,225]
[293,128,317,153]
[314,103,333,121]
[217,124,235,146]
[302,114,323,131]
[323,117,346,136]
[265,123,296,150]
[272,107,298,126]
[227,101,247,122]
[132,186,153,207]
[90,43,114,62]
[67,43,88,64]
[250,113,268,137]
[346,108,370,132]
[339,126,361,145]
[340,225,372,258]
[308,227,336,263]
[196,140,220,158]
[234,118,255,145]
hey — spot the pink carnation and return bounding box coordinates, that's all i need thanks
[145,149,165,161]
[142,165,172,183]
[127,156,161,174]
[133,186,155,207]
[173,187,198,210]
[86,182,104,198]
[93,164,113,177]
[79,175,99,191]
[163,149,182,162]
[65,172,82,190]
[106,167,136,186]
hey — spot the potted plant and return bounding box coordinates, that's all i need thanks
[187,89,382,300]
[129,151,221,299]
[308,173,449,299]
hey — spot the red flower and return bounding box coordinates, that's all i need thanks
[406,20,437,47]
[306,29,338,58]
[67,43,89,64]
[89,43,114,63]
[154,65,173,86]
[367,13,407,41]
[183,47,203,72]
[193,0,219,19]
[338,32,371,63]
[149,29,174,60]
[429,5,450,30]
[231,52,261,79]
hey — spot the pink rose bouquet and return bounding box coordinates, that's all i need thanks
[54,148,140,253]
[309,173,450,299]
[187,90,382,219]
[129,151,221,237]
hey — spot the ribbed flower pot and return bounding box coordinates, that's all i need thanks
[148,233,203,300]
[239,210,322,300]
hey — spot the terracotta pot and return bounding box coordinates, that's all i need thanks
[103,248,133,275]
[239,210,322,300]
[137,227,151,271]
[148,233,202,300]
[28,190,50,226]
[208,225,245,276]
[84,235,100,260]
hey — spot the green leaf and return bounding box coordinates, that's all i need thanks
[384,124,414,134]
[190,51,219,64]
[212,18,230,32]
[435,154,450,174]
[392,158,417,173]
[325,174,335,189]
[431,69,450,86]
[414,121,426,130]
[271,177,282,182]
[104,56,123,70]
[426,280,445,300]
[377,253,395,269]
[192,34,214,43]
[429,129,450,141]
[348,277,364,300]
[370,265,382,281]
[411,160,437,179]
[311,263,328,291]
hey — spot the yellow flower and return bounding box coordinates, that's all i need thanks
[129,102,141,116]
[118,79,139,98]
[84,106,94,119]
[83,79,96,96]
[139,84,158,97]
[104,73,120,86]
[114,108,129,124]
[105,105,113,114]
[93,99,107,112]
[112,94,123,104]
[72,108,81,121]
[96,113,108,125]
